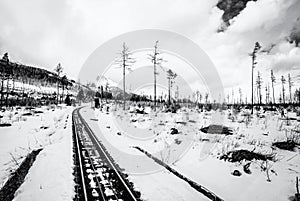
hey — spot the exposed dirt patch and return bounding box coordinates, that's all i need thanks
[273,141,296,151]
[0,123,12,127]
[170,128,179,135]
[220,149,275,162]
[0,149,43,201]
[200,125,233,135]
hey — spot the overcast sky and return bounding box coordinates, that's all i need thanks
[0,0,299,102]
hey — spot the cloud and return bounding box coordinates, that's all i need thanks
[271,46,300,73]
[0,0,299,101]
[196,0,300,100]
[0,0,218,79]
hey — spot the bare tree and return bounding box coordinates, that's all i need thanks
[295,88,300,104]
[256,71,263,105]
[288,73,293,103]
[148,41,165,111]
[105,78,109,103]
[115,42,135,110]
[61,74,69,104]
[281,75,286,104]
[265,84,270,105]
[250,42,261,113]
[227,94,230,104]
[54,63,63,105]
[239,88,242,104]
[175,85,179,101]
[271,70,276,104]
[205,93,209,104]
[195,90,200,106]
[0,53,10,108]
[279,93,282,104]
[232,88,234,104]
[166,69,177,106]
[199,93,202,104]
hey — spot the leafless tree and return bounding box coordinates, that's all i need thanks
[256,71,263,105]
[288,73,293,103]
[54,63,63,105]
[205,93,209,104]
[281,75,286,104]
[271,70,276,104]
[239,88,242,104]
[148,41,165,111]
[166,69,177,106]
[115,42,135,110]
[250,42,261,113]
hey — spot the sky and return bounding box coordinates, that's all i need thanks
[0,0,299,102]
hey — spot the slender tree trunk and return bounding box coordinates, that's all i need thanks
[57,82,59,105]
[5,78,9,107]
[251,58,254,114]
[272,81,275,104]
[282,81,285,104]
[0,78,4,108]
[123,58,125,110]
[62,84,64,104]
[168,77,171,106]
[154,62,156,111]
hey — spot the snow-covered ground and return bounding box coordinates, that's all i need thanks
[1,102,299,201]
[0,105,74,201]
[81,104,210,201]
[86,103,300,201]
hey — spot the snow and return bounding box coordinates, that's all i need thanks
[85,103,300,201]
[0,105,74,201]
[1,101,299,201]
[81,105,210,201]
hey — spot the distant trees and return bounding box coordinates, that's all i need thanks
[0,52,75,107]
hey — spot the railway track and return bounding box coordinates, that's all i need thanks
[72,107,140,201]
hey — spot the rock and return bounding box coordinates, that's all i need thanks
[295,193,300,201]
[232,170,242,176]
[170,128,179,134]
[243,162,251,174]
[200,124,233,135]
[273,141,295,151]
[0,123,12,127]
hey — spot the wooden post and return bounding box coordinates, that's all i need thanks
[296,176,300,201]
[297,176,299,194]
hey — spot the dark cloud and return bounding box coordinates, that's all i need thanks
[217,0,257,29]
[289,17,300,47]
